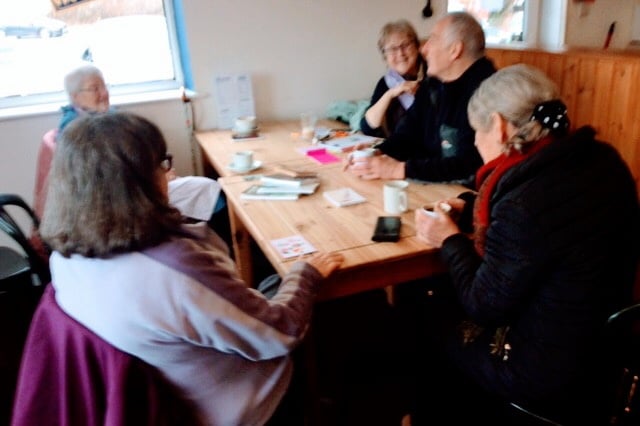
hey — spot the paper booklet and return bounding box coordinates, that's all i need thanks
[270,235,317,259]
[316,134,380,152]
[323,187,366,207]
[255,182,319,195]
[272,164,318,179]
[240,185,300,201]
[260,174,320,188]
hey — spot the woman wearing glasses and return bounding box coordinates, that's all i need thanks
[360,20,426,138]
[59,64,111,132]
[40,112,345,426]
[45,64,230,244]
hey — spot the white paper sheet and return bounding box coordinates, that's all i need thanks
[213,73,256,129]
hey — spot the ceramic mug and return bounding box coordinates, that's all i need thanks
[232,150,254,170]
[348,147,376,163]
[235,116,257,133]
[421,202,452,218]
[383,180,409,214]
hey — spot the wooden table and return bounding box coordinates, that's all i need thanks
[197,119,347,178]
[195,121,468,301]
[197,120,469,424]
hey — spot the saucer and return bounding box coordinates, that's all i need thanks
[232,127,259,139]
[227,160,262,173]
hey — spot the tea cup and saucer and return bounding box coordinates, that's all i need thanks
[227,150,262,173]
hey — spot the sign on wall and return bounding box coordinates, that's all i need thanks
[213,73,256,130]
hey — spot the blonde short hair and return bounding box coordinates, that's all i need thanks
[377,19,421,54]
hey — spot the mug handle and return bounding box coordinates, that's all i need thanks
[399,191,408,213]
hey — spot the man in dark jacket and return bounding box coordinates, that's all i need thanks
[345,12,495,186]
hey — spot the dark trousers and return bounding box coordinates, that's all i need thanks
[393,276,509,425]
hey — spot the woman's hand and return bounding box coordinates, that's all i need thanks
[439,197,465,222]
[344,155,404,180]
[414,203,461,248]
[306,252,345,278]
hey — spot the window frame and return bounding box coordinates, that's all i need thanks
[448,0,544,49]
[0,0,187,118]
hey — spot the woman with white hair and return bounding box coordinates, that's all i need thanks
[52,64,229,240]
[59,63,111,131]
[410,64,640,424]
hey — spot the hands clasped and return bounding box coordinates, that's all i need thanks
[389,80,420,98]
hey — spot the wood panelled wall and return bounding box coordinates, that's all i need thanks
[486,47,640,197]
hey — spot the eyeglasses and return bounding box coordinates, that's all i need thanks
[78,84,109,94]
[382,41,415,56]
[160,153,173,171]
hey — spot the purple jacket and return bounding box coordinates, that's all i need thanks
[11,285,200,426]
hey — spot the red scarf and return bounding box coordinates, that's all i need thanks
[473,137,553,256]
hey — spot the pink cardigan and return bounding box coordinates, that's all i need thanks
[33,129,57,220]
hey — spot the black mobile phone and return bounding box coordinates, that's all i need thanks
[372,216,401,242]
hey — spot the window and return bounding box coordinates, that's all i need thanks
[448,0,538,47]
[0,0,185,110]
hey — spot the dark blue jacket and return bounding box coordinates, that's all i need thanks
[376,57,496,185]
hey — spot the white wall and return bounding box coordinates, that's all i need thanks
[0,0,444,214]
[1,0,638,244]
[182,0,445,130]
[564,0,639,49]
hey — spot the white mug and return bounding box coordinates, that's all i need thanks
[421,202,452,218]
[383,180,409,214]
[348,147,376,163]
[232,150,253,170]
[235,116,257,133]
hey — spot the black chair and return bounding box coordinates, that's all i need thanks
[605,302,640,426]
[507,402,566,426]
[0,193,49,425]
[505,301,640,426]
[0,193,50,288]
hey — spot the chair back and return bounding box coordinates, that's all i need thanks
[0,194,50,286]
[0,278,43,425]
[0,194,49,425]
[605,302,640,426]
[506,298,640,426]
[33,129,57,220]
[11,285,201,426]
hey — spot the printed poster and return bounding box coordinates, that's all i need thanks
[213,73,255,129]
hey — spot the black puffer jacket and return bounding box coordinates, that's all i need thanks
[441,127,640,417]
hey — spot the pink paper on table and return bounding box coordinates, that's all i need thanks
[305,148,340,164]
